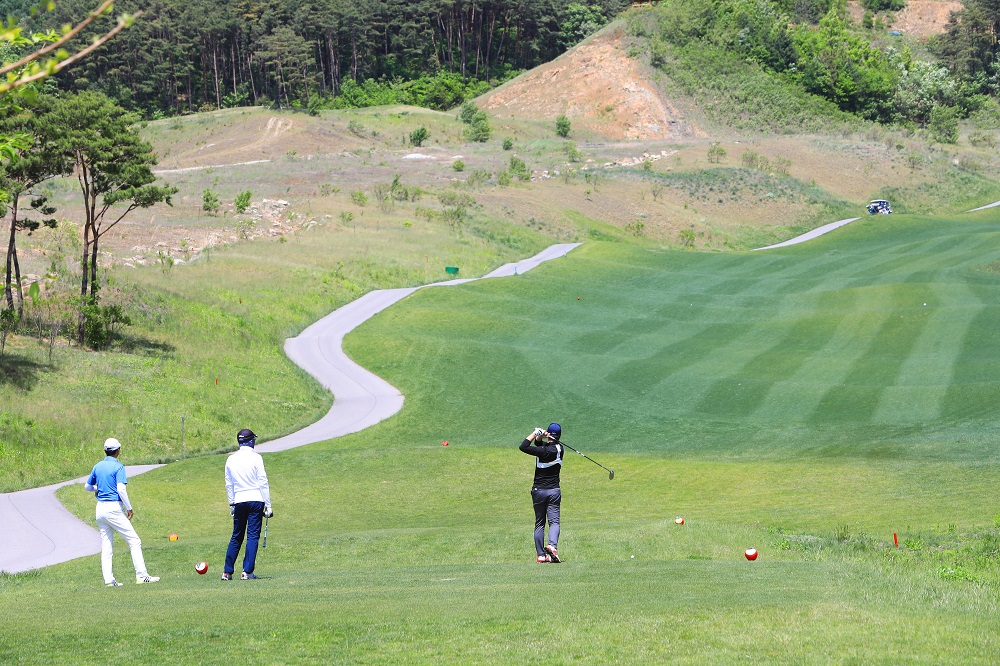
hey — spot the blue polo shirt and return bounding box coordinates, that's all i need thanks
[87,456,127,502]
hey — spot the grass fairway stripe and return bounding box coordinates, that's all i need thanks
[8,212,1000,663]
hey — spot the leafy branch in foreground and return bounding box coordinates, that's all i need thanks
[0,0,142,96]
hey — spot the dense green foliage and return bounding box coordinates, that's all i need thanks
[638,0,999,131]
[5,0,623,115]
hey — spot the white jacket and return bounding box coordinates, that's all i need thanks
[225,446,271,508]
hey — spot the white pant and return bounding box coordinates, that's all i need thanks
[96,501,148,584]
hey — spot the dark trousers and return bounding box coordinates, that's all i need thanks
[225,501,264,574]
[531,488,561,555]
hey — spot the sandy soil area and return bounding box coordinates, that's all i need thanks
[479,26,702,141]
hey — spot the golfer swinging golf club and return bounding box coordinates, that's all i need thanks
[222,428,273,581]
[83,438,159,586]
[520,423,564,563]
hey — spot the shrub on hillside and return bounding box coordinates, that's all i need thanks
[555,114,571,138]
[202,189,220,215]
[410,126,429,147]
[235,190,252,214]
[502,137,514,150]
[459,102,479,124]
[463,114,491,142]
[929,104,959,144]
[509,156,531,181]
[707,142,727,163]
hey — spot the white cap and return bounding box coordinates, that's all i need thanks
[104,438,121,452]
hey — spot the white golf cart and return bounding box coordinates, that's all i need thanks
[867,200,892,215]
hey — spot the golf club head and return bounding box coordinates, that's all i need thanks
[609,470,615,480]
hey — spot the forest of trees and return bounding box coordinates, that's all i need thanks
[0,0,625,115]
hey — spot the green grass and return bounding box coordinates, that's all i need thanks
[5,210,1000,662]
[0,208,548,491]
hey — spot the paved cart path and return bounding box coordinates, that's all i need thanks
[0,244,580,574]
[753,200,1000,251]
[6,196,1000,574]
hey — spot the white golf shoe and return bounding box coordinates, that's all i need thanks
[136,574,160,584]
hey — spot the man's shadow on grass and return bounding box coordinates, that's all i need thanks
[0,355,50,391]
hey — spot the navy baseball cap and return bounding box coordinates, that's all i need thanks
[546,423,562,440]
[237,429,257,446]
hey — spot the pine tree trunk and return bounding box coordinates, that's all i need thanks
[4,202,16,311]
[213,45,222,108]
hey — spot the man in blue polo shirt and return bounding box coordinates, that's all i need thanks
[84,438,159,586]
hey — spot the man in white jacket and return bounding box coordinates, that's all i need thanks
[222,428,273,581]
[84,438,159,586]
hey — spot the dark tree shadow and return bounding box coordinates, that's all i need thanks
[112,333,176,357]
[0,355,51,391]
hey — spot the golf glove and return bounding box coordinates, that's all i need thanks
[229,504,236,517]
[264,507,273,518]
[533,428,545,438]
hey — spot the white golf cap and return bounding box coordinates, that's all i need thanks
[104,438,122,451]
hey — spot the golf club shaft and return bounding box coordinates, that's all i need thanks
[561,441,614,475]
[263,515,268,549]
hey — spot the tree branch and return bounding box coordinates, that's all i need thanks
[0,11,142,94]
[0,0,115,78]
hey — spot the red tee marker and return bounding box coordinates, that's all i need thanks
[893,532,899,547]
[442,441,449,446]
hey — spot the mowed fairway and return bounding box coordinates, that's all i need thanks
[5,211,1000,663]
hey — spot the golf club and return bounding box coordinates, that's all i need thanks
[262,514,268,550]
[560,440,615,480]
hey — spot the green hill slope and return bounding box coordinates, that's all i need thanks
[3,210,998,663]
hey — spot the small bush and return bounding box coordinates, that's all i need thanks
[968,132,996,148]
[350,190,368,207]
[452,160,465,172]
[236,219,256,239]
[347,119,367,137]
[409,126,429,147]
[466,169,491,187]
[509,156,531,181]
[742,150,771,172]
[497,170,512,186]
[555,114,571,138]
[707,142,727,164]
[235,190,252,214]
[929,105,959,144]
[459,102,479,124]
[463,112,492,142]
[202,189,220,215]
[678,229,695,249]
[502,137,514,151]
[80,302,132,350]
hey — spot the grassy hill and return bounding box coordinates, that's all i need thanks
[2,209,1000,662]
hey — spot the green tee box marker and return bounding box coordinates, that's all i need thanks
[445,266,459,275]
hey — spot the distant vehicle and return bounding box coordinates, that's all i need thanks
[868,200,893,215]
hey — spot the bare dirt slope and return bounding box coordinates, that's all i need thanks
[847,1,962,37]
[892,1,962,36]
[478,25,702,141]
